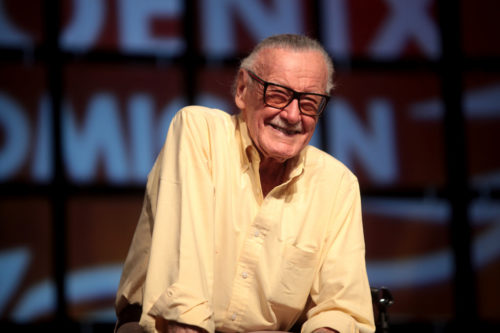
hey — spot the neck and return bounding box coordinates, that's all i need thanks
[259,157,287,197]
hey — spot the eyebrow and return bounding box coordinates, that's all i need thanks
[254,71,328,96]
[262,71,330,96]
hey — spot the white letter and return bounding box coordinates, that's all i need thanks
[119,0,184,55]
[128,94,154,183]
[321,0,350,59]
[0,248,30,316]
[157,96,186,149]
[370,0,440,59]
[201,0,303,56]
[0,92,29,180]
[0,1,32,47]
[32,94,53,182]
[63,93,128,183]
[60,0,106,51]
[329,98,398,184]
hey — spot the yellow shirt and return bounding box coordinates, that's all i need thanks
[115,106,375,333]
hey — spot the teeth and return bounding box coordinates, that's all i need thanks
[271,124,298,135]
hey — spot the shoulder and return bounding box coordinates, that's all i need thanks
[166,105,238,150]
[174,105,232,126]
[168,105,234,138]
[303,145,358,186]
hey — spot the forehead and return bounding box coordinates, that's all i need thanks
[255,48,328,92]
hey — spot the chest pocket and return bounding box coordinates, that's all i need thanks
[269,243,319,309]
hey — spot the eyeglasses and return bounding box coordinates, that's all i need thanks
[246,69,330,117]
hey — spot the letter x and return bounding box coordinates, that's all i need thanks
[370,0,440,59]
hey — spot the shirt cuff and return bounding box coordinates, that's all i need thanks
[301,310,368,333]
[147,283,214,333]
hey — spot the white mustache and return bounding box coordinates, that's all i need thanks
[268,115,303,134]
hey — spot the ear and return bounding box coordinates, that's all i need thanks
[234,69,248,111]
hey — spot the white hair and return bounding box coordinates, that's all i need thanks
[239,34,335,93]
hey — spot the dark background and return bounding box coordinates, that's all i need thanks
[0,0,499,332]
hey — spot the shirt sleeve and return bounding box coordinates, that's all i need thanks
[117,107,217,333]
[301,175,375,333]
[115,148,160,315]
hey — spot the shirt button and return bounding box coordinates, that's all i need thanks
[231,313,237,321]
[241,271,248,279]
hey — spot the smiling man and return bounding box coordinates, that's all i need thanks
[115,34,375,333]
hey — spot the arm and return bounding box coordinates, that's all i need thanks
[115,152,161,327]
[161,321,207,333]
[144,108,216,332]
[301,177,375,333]
[248,330,337,333]
[117,107,217,332]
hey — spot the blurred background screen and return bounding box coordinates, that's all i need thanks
[0,0,499,332]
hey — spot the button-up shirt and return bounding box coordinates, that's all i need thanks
[115,106,375,333]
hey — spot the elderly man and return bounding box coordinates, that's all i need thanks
[115,34,375,333]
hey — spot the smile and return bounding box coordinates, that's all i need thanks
[270,123,301,136]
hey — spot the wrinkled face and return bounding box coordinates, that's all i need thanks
[235,48,328,163]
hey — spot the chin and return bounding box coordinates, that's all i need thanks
[266,147,301,163]
[258,136,306,162]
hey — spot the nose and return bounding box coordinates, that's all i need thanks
[280,98,301,124]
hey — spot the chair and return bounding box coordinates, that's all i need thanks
[371,287,394,333]
[115,304,142,333]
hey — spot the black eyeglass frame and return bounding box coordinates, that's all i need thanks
[245,69,330,117]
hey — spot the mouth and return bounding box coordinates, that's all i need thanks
[269,123,302,136]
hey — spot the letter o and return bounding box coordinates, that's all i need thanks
[0,92,30,180]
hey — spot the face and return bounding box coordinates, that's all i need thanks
[235,48,328,163]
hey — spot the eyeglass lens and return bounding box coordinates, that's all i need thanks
[265,84,326,115]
